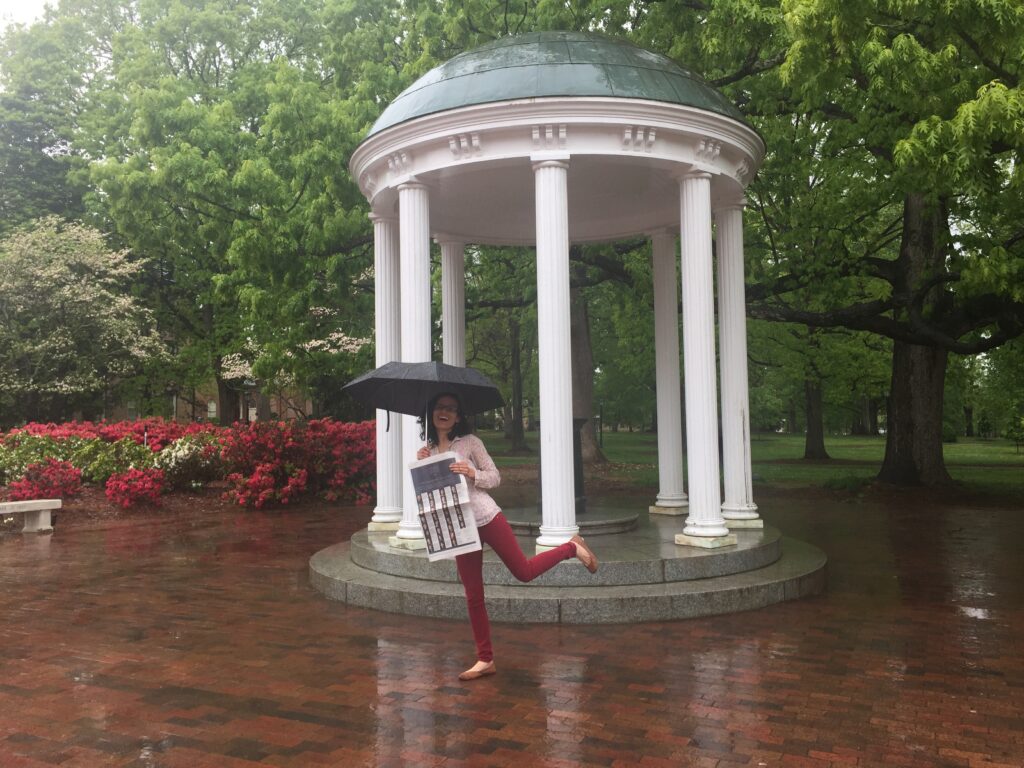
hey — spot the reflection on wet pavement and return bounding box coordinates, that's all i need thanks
[1,492,1022,766]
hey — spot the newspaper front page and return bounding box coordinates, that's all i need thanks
[408,451,481,562]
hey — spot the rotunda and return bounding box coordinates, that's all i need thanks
[312,31,824,622]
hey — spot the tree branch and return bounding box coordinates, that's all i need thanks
[710,50,786,88]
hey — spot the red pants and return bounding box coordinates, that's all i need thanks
[455,512,576,663]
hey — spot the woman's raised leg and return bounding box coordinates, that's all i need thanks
[479,513,576,582]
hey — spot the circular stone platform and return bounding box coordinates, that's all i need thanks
[309,510,826,624]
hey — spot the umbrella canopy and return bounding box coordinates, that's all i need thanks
[343,361,504,417]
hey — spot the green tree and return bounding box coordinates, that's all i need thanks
[68,0,381,421]
[757,0,1024,483]
[0,217,166,425]
[0,9,98,235]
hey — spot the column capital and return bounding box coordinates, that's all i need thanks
[530,152,571,170]
[676,169,713,183]
[648,227,677,242]
[433,233,466,247]
[396,178,429,193]
[713,197,748,215]
[368,211,397,224]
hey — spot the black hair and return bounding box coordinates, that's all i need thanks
[419,392,473,445]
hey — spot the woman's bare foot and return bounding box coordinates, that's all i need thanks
[458,660,496,681]
[571,534,599,573]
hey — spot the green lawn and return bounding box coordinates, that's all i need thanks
[480,429,1024,497]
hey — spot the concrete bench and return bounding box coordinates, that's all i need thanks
[0,499,62,533]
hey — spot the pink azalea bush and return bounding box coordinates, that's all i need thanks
[8,458,83,500]
[220,419,375,508]
[2,417,376,509]
[105,468,166,508]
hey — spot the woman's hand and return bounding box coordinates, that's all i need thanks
[416,446,431,460]
[449,461,476,480]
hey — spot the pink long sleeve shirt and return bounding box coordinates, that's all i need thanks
[422,434,502,527]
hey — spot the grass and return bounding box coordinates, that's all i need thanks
[479,429,1024,497]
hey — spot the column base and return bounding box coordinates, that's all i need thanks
[722,502,759,518]
[724,518,764,529]
[536,527,578,550]
[368,521,401,532]
[649,504,688,516]
[388,535,428,551]
[674,532,738,549]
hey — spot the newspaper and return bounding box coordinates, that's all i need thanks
[408,451,481,562]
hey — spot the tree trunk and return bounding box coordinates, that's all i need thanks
[868,397,880,435]
[570,261,606,463]
[963,406,974,438]
[256,390,273,421]
[506,318,529,452]
[879,342,951,484]
[879,193,953,485]
[216,377,240,427]
[787,399,799,434]
[851,393,876,436]
[803,379,830,459]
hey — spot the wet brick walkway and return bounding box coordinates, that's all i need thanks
[1,492,1022,767]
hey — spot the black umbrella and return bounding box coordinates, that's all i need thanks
[343,360,504,417]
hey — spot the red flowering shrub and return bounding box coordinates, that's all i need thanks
[8,459,83,500]
[104,468,165,508]
[221,419,375,508]
[8,418,220,452]
[3,418,375,509]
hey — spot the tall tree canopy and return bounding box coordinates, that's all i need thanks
[759,0,1024,483]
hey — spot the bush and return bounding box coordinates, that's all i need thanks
[0,435,84,485]
[11,417,192,450]
[8,459,83,500]
[104,468,165,508]
[71,437,157,485]
[155,432,224,490]
[221,419,375,508]
[1,418,375,508]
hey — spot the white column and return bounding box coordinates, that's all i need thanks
[394,181,431,546]
[715,203,760,525]
[369,213,402,530]
[439,239,466,367]
[649,231,688,514]
[532,156,578,548]
[676,172,735,547]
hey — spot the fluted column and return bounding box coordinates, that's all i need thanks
[676,172,735,547]
[532,156,578,548]
[439,239,466,367]
[369,213,402,530]
[715,203,761,525]
[649,230,688,514]
[394,181,431,546]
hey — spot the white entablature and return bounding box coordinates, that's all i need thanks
[351,97,764,246]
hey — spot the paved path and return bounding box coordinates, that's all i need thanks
[1,493,1022,767]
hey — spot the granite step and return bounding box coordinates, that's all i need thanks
[310,537,826,624]
[348,526,784,586]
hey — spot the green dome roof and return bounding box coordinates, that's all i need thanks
[368,31,747,136]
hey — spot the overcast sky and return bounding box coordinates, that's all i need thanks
[1,0,53,32]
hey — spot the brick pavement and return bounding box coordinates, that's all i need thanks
[1,492,1022,767]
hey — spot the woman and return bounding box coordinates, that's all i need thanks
[417,392,599,681]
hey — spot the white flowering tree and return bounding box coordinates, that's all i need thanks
[0,217,166,425]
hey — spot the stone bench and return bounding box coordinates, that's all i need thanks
[0,499,62,533]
